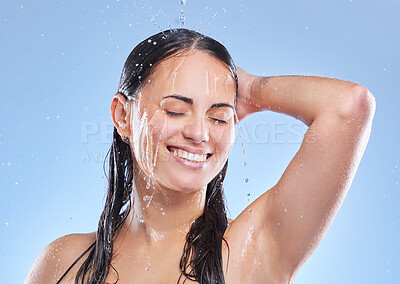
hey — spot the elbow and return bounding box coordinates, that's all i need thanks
[351,85,376,115]
[339,84,376,123]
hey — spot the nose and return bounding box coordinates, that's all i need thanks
[182,117,209,144]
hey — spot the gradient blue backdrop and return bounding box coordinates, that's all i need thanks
[0,0,398,283]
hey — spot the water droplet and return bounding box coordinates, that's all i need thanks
[245,178,249,183]
[243,162,247,167]
[300,214,303,218]
[247,193,250,196]
[284,208,287,213]
[161,212,165,215]
[249,209,252,213]
[180,0,186,5]
[145,266,150,271]
[147,39,152,43]
[143,195,150,201]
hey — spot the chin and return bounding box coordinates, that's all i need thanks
[167,178,208,193]
[154,170,210,194]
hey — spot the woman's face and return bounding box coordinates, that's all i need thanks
[129,49,236,193]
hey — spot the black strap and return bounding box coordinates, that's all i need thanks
[56,241,96,283]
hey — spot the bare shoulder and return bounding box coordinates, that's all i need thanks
[24,232,96,284]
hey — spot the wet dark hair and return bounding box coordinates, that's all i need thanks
[57,28,238,284]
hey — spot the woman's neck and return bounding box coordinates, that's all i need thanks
[121,167,207,246]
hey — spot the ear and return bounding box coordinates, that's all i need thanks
[110,93,132,138]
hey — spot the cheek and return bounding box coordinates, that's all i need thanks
[157,118,181,144]
[211,125,235,156]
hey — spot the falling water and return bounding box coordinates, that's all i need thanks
[233,110,246,157]
[179,0,186,26]
[233,109,250,197]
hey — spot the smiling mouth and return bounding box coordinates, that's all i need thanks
[166,146,212,163]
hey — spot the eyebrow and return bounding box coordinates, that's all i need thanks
[162,94,234,110]
[163,95,193,104]
[210,103,234,110]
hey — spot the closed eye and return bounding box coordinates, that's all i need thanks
[211,118,228,124]
[165,110,228,124]
[165,111,184,116]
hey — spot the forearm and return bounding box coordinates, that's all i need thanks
[248,75,363,126]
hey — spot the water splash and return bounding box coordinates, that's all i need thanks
[240,226,255,257]
[152,117,167,170]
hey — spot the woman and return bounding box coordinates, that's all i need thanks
[25,28,375,283]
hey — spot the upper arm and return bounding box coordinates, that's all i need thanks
[24,232,96,284]
[263,87,375,276]
[226,87,375,280]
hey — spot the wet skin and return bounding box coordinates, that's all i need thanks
[25,51,291,284]
[24,45,375,284]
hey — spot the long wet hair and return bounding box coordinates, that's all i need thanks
[65,28,238,284]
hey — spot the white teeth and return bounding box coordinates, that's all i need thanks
[173,148,208,163]
[182,151,187,159]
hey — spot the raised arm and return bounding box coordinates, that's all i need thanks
[229,68,376,281]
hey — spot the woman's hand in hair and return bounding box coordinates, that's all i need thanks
[235,66,260,122]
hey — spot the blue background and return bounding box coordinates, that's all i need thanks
[0,0,398,283]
